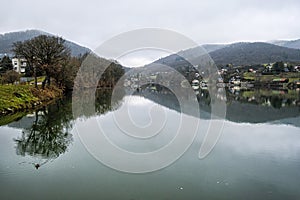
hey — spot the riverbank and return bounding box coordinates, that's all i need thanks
[0,85,63,116]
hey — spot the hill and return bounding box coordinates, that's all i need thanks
[281,39,300,49]
[269,39,300,50]
[209,42,300,66]
[150,42,300,68]
[0,30,91,57]
[202,44,227,53]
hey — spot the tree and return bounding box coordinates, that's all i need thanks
[13,35,70,89]
[272,61,284,73]
[287,64,295,72]
[55,56,81,90]
[0,56,13,74]
[2,70,20,84]
[98,62,125,88]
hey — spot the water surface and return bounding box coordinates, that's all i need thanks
[0,88,300,200]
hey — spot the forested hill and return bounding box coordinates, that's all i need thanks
[270,39,300,50]
[209,42,300,66]
[149,42,300,68]
[0,30,91,57]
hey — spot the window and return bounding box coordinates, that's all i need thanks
[21,61,27,66]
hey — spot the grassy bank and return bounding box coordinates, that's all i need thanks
[243,72,300,83]
[0,84,63,115]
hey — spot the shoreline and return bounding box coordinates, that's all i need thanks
[0,85,63,116]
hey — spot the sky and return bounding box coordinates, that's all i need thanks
[1,0,300,67]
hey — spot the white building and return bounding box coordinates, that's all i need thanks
[12,58,27,74]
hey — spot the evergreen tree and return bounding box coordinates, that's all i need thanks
[0,56,13,73]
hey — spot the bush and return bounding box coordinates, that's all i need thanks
[2,70,20,84]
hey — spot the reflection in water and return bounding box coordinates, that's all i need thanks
[133,85,300,124]
[1,85,300,199]
[13,89,124,169]
[72,87,125,119]
[14,98,74,169]
[227,88,300,109]
[95,88,125,115]
[225,88,300,123]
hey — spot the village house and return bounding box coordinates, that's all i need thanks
[12,58,27,74]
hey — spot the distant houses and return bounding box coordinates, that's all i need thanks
[12,58,27,74]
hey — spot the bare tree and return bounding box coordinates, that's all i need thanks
[13,35,70,89]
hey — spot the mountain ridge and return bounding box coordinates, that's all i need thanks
[269,39,300,49]
[0,29,91,57]
[1,30,300,67]
[149,41,300,68]
[209,42,300,66]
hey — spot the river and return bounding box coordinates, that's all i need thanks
[0,87,300,200]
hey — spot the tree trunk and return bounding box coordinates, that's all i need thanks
[42,72,51,89]
[34,65,38,88]
[47,76,51,86]
[42,77,47,90]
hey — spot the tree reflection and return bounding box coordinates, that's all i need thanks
[14,89,125,169]
[133,85,300,124]
[270,96,283,109]
[226,88,300,109]
[73,87,125,118]
[95,88,125,115]
[14,98,74,168]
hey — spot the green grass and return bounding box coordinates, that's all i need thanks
[28,76,45,84]
[0,85,39,112]
[288,77,300,83]
[243,72,300,83]
[0,84,63,115]
[0,112,26,126]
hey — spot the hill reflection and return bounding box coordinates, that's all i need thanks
[132,85,300,125]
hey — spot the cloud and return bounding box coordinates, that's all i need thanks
[117,49,170,68]
[1,0,300,50]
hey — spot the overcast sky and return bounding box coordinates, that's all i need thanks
[1,0,300,67]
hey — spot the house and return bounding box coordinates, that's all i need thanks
[265,64,273,72]
[12,58,27,74]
